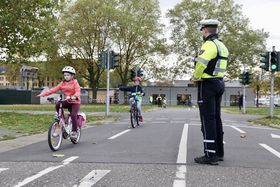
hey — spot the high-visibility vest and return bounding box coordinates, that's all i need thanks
[194,39,229,79]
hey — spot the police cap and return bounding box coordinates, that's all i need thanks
[200,19,220,31]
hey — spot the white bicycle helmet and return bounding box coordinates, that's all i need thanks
[62,66,76,74]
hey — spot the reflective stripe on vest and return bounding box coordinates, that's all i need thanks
[212,39,228,76]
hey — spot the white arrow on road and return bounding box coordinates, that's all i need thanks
[271,133,280,139]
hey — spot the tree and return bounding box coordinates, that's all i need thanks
[57,0,116,101]
[167,0,268,79]
[111,0,167,86]
[0,0,62,62]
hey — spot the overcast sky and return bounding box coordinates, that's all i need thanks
[159,0,280,50]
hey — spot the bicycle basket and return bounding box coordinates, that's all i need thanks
[77,112,86,127]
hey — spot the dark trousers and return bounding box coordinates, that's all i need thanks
[197,79,224,158]
[56,101,80,132]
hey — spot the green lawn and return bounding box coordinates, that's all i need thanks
[0,104,156,112]
[223,106,280,129]
[222,106,280,116]
[0,112,117,141]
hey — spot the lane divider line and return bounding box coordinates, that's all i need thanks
[108,129,131,140]
[230,126,246,134]
[271,133,280,139]
[259,143,280,159]
[74,170,111,187]
[173,123,188,187]
[14,156,78,187]
[176,124,188,164]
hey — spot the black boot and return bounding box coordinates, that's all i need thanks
[194,155,219,165]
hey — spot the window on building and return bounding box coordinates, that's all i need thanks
[177,94,192,105]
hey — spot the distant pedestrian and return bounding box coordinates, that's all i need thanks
[238,94,243,110]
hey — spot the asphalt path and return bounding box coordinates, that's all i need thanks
[0,107,280,187]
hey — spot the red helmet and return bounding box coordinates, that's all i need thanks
[133,76,142,82]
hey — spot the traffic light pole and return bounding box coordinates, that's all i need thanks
[269,71,275,117]
[106,48,110,116]
[242,85,246,114]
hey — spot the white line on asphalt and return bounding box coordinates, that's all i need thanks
[151,121,167,124]
[0,168,9,173]
[177,124,188,164]
[63,156,79,165]
[14,156,78,187]
[271,133,280,139]
[173,179,186,187]
[231,126,246,134]
[189,123,280,131]
[74,170,111,187]
[108,129,131,140]
[170,121,186,124]
[259,143,280,159]
[173,124,188,187]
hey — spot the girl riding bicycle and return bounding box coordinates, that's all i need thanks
[119,76,145,122]
[37,66,81,139]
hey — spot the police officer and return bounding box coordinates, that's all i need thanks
[193,19,229,165]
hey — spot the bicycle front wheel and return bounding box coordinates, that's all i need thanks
[48,121,63,151]
[130,106,136,128]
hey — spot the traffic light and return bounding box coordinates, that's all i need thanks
[244,72,252,85]
[260,52,269,71]
[239,72,246,85]
[108,51,120,69]
[270,51,280,72]
[98,51,106,68]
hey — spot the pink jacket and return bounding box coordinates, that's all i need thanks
[42,79,81,104]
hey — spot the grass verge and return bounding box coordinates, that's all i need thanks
[248,116,280,129]
[0,104,156,112]
[0,112,118,141]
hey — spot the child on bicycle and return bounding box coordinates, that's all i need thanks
[37,66,81,139]
[119,76,145,122]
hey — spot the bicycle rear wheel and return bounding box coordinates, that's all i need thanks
[48,121,63,151]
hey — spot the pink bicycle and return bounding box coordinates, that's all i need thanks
[48,99,86,151]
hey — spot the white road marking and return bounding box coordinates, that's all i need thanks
[0,168,9,173]
[173,179,186,187]
[259,143,280,159]
[63,156,79,165]
[108,129,131,140]
[74,170,111,187]
[14,156,78,187]
[173,124,188,187]
[177,124,188,164]
[271,133,280,139]
[170,121,186,124]
[189,123,280,131]
[231,126,246,134]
